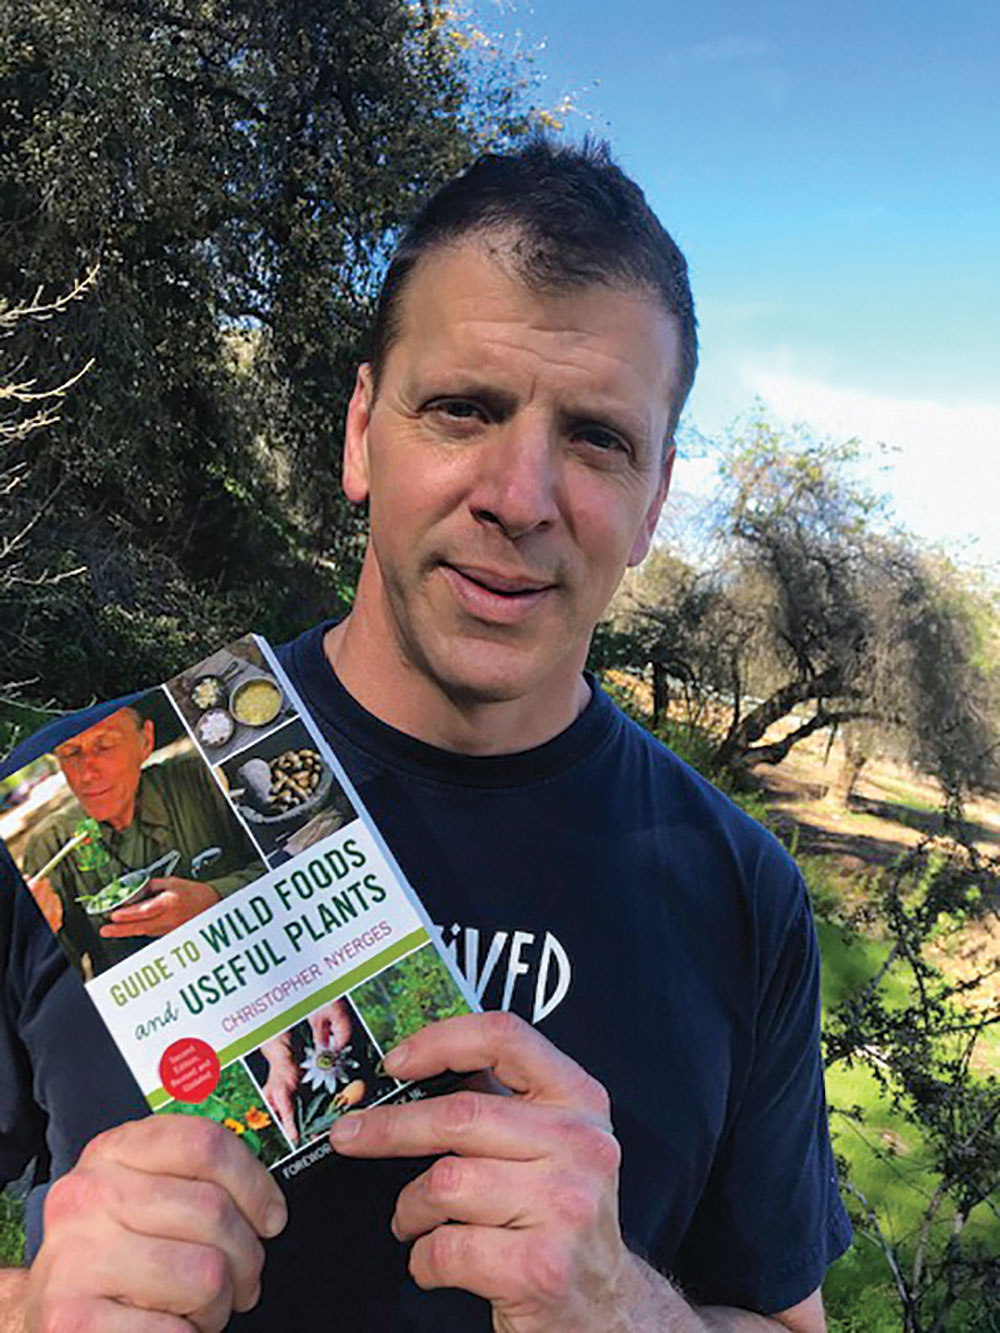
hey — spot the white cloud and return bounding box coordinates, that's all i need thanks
[750,371,1000,566]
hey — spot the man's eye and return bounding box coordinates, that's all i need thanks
[429,399,485,422]
[577,426,626,453]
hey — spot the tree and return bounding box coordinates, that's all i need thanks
[617,414,999,800]
[1,268,95,584]
[0,0,539,707]
[0,268,96,748]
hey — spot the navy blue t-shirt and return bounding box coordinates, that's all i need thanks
[0,623,851,1324]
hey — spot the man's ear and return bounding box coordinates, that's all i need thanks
[139,720,155,763]
[343,364,374,504]
[627,444,674,567]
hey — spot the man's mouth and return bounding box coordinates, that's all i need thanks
[444,564,555,597]
[438,563,557,622]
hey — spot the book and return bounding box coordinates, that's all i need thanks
[0,635,477,1182]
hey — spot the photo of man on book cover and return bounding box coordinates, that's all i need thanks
[7,689,266,980]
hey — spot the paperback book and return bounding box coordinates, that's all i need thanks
[1,636,477,1183]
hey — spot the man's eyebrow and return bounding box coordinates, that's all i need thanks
[424,381,518,419]
[55,729,117,754]
[425,380,649,447]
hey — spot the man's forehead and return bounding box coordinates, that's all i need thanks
[56,709,139,752]
[391,237,681,408]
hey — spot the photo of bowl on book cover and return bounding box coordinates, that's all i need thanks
[1,634,477,1182]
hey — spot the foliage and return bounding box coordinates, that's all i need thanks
[823,833,1000,1332]
[0,0,540,710]
[0,699,57,758]
[0,269,94,734]
[613,412,1000,800]
[0,1181,25,1267]
[350,945,470,1051]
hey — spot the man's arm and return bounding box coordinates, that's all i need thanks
[699,1288,825,1332]
[330,1012,827,1333]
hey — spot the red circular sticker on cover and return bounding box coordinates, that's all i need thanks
[159,1038,221,1103]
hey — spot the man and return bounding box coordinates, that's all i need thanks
[0,138,850,1331]
[21,704,265,974]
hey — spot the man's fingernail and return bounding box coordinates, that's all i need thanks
[383,1043,409,1075]
[264,1201,287,1236]
[330,1114,362,1145]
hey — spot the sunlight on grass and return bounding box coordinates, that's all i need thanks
[819,920,1000,1330]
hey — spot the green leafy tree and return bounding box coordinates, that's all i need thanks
[0,0,538,707]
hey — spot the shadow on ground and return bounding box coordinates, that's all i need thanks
[755,770,1000,870]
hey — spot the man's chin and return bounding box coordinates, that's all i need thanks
[429,640,580,711]
[441,674,526,708]
[79,799,123,825]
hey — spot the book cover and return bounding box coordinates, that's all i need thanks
[1,635,477,1183]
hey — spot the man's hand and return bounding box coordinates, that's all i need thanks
[329,1011,639,1333]
[259,1033,301,1148]
[258,1002,353,1147]
[307,999,352,1053]
[101,877,221,937]
[23,1115,287,1333]
[27,874,63,933]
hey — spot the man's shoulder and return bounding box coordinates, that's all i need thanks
[605,695,805,902]
[608,697,766,827]
[144,748,211,790]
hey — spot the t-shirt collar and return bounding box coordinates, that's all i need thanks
[282,621,622,791]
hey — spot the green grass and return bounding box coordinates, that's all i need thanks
[866,774,941,814]
[817,914,1000,1330]
[815,920,910,1010]
[0,1179,27,1267]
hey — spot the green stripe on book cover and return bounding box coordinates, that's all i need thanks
[147,926,433,1109]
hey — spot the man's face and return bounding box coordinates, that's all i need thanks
[55,710,154,830]
[343,237,680,714]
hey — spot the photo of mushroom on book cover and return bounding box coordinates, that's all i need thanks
[0,635,476,1181]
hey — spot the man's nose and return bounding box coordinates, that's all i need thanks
[78,752,104,781]
[468,419,561,540]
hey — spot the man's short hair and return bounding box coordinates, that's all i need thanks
[369,135,698,445]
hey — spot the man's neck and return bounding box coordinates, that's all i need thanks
[323,617,591,757]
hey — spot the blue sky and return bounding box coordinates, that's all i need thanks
[471,1,1000,568]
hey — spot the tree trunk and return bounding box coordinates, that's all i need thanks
[714,665,844,769]
[831,733,867,809]
[651,661,668,730]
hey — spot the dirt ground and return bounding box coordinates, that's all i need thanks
[607,673,1000,1021]
[753,727,1000,868]
[750,725,1000,1021]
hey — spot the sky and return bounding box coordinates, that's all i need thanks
[470,0,1000,569]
